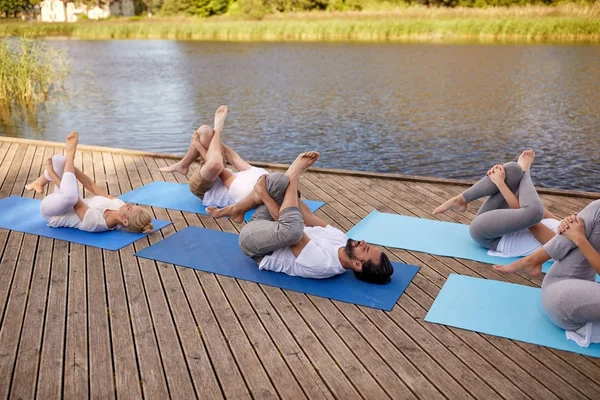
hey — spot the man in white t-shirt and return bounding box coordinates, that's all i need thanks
[238,151,394,284]
[160,105,269,208]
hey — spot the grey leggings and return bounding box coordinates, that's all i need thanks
[541,199,600,330]
[464,162,544,251]
[238,173,304,261]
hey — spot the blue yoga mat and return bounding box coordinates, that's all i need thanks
[135,226,420,311]
[119,181,325,222]
[425,274,600,358]
[347,211,555,270]
[0,196,171,251]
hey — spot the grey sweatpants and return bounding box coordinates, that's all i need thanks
[541,199,600,330]
[238,172,304,261]
[464,162,544,250]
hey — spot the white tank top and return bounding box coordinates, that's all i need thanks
[47,196,125,233]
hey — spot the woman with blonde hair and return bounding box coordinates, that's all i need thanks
[26,132,153,234]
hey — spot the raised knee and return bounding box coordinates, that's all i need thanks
[266,172,289,197]
[64,192,79,208]
[203,158,224,175]
[197,125,214,146]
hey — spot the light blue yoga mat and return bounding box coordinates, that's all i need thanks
[119,181,325,222]
[135,226,420,311]
[0,196,171,251]
[425,274,600,358]
[347,211,555,270]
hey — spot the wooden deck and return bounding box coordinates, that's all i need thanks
[1,137,599,400]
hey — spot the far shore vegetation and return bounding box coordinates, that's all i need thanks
[1,2,599,43]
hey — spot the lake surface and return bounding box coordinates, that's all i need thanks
[2,40,599,192]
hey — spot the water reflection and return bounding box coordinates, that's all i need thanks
[2,40,599,191]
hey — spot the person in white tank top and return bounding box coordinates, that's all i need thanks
[159,105,268,208]
[433,150,561,258]
[26,132,154,234]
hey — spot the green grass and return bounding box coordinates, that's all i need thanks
[1,5,600,43]
[0,38,68,112]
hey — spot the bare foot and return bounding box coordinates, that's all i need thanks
[65,131,78,153]
[159,161,189,175]
[517,149,535,172]
[214,105,228,132]
[493,258,542,278]
[433,194,467,215]
[25,176,47,194]
[285,151,320,179]
[206,205,244,224]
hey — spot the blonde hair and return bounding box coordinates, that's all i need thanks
[127,206,153,234]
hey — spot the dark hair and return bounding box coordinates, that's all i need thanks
[353,252,393,284]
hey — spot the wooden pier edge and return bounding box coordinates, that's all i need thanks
[2,136,598,200]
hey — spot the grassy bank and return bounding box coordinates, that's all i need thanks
[2,5,600,43]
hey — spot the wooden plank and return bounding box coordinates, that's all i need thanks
[63,243,88,400]
[83,150,115,400]
[9,237,53,400]
[36,238,69,399]
[7,145,49,399]
[238,280,334,400]
[259,285,364,399]
[307,296,432,399]
[102,152,169,398]
[129,154,224,399]
[92,150,142,400]
[143,156,252,399]
[114,153,197,398]
[216,276,309,399]
[0,144,39,398]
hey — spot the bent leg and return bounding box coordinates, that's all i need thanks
[239,207,304,260]
[40,172,80,219]
[250,173,290,222]
[467,162,524,215]
[469,170,544,250]
[544,200,600,262]
[542,278,600,330]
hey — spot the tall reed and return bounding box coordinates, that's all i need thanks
[0,38,69,111]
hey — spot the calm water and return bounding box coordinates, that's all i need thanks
[2,40,600,191]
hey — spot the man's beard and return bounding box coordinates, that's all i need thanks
[344,239,357,259]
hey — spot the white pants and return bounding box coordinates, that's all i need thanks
[40,155,80,220]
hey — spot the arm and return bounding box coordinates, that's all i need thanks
[528,222,556,245]
[488,165,519,209]
[261,193,281,221]
[290,233,311,257]
[561,216,600,275]
[299,200,327,228]
[575,239,600,275]
[496,182,520,209]
[74,167,115,199]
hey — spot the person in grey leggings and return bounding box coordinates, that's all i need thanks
[495,200,600,332]
[433,149,554,251]
[236,151,393,283]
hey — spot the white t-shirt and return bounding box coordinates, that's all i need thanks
[259,225,347,279]
[201,167,269,207]
[488,218,561,258]
[47,196,125,233]
[228,167,268,203]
